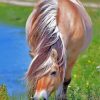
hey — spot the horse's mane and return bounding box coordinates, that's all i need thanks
[25,0,93,91]
[25,0,66,89]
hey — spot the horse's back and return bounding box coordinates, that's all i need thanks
[57,0,92,66]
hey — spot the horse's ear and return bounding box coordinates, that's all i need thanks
[50,49,58,62]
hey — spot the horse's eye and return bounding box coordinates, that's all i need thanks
[50,71,57,76]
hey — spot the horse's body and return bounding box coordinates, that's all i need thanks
[26,0,92,99]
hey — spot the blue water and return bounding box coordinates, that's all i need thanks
[0,24,31,95]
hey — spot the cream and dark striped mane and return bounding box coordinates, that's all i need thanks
[25,0,92,90]
[26,0,66,89]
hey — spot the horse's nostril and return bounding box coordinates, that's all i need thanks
[43,98,46,100]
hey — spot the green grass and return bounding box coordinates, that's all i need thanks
[0,3,100,100]
[0,3,33,26]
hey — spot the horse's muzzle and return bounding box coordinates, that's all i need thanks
[33,90,48,100]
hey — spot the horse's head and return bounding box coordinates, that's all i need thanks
[33,49,64,100]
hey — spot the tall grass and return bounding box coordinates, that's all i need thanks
[0,85,9,100]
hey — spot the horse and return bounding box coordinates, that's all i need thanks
[25,0,92,99]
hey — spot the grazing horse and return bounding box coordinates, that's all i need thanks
[25,0,92,99]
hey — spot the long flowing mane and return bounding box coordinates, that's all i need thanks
[26,0,91,89]
[25,0,66,89]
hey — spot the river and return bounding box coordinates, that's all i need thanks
[0,23,31,96]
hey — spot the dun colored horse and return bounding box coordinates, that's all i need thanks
[25,0,92,99]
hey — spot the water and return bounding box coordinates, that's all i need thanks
[0,24,31,96]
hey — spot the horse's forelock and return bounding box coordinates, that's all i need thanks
[26,52,53,90]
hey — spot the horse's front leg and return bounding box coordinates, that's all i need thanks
[55,78,71,100]
[62,56,78,100]
[62,66,73,99]
[60,59,76,100]
[55,67,72,100]
[56,54,77,100]
[62,78,71,100]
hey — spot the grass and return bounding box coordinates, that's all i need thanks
[0,3,33,26]
[0,85,9,100]
[0,2,100,100]
[81,0,100,3]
